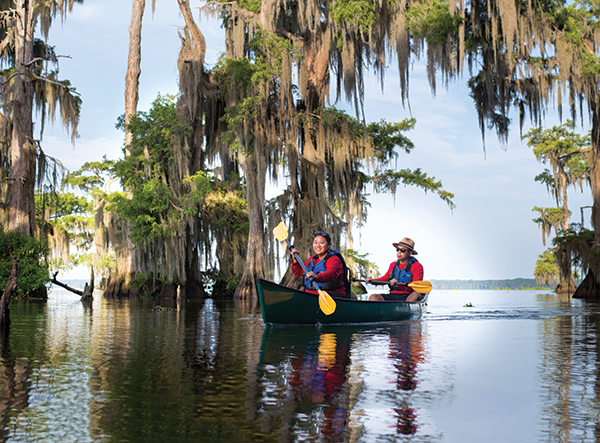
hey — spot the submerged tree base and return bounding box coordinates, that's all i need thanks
[572,272,600,299]
[555,276,577,295]
[102,276,207,300]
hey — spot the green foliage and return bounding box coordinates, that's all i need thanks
[0,227,49,298]
[369,168,456,209]
[523,120,590,174]
[128,271,175,297]
[368,118,417,162]
[36,191,92,220]
[237,0,261,13]
[115,94,191,189]
[203,182,249,236]
[534,169,557,199]
[213,57,257,95]
[534,249,559,286]
[108,184,179,244]
[532,206,563,230]
[330,0,377,32]
[344,248,379,278]
[65,156,115,193]
[527,120,590,255]
[35,189,95,270]
[97,253,116,270]
[552,223,598,271]
[548,3,600,76]
[407,0,465,46]
[213,28,298,150]
[110,94,209,244]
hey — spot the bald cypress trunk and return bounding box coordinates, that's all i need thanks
[103,0,145,297]
[5,1,35,236]
[0,258,18,330]
[234,152,265,300]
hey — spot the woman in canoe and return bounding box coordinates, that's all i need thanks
[365,237,423,302]
[290,231,349,298]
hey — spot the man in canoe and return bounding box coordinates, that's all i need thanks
[365,237,423,301]
[290,231,349,298]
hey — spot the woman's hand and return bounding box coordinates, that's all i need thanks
[365,276,373,283]
[305,271,317,281]
[389,278,398,287]
[290,248,299,262]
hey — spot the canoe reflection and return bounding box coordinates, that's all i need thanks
[258,323,426,441]
[259,327,353,442]
[289,332,350,440]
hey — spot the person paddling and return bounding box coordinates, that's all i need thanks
[290,231,349,298]
[365,237,423,302]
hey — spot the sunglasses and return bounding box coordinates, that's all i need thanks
[314,231,330,237]
[395,247,410,253]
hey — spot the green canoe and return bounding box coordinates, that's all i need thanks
[256,278,429,326]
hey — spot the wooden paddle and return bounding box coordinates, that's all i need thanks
[354,278,433,294]
[272,222,336,315]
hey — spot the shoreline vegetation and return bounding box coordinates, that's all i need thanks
[430,278,553,291]
[55,278,554,293]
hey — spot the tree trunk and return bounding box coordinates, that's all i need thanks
[572,271,600,298]
[235,152,266,300]
[592,107,600,248]
[590,98,600,289]
[0,258,19,330]
[555,274,577,295]
[102,0,145,296]
[125,0,145,151]
[81,267,95,303]
[5,1,35,236]
[555,167,576,294]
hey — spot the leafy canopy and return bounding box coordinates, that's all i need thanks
[0,227,49,297]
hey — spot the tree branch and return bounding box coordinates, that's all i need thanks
[50,271,84,296]
[1,72,18,86]
[29,74,81,95]
[558,149,590,162]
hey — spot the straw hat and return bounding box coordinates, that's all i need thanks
[392,237,417,255]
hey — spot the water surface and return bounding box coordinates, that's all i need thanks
[0,288,598,442]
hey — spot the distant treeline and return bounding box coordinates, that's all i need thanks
[430,278,553,290]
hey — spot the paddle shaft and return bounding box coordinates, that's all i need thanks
[355,278,432,294]
[353,279,397,286]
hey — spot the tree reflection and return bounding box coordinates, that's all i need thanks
[537,298,600,441]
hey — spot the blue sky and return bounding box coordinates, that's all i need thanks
[43,1,592,281]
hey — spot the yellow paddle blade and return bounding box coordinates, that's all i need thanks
[318,289,336,315]
[272,222,289,242]
[408,280,433,294]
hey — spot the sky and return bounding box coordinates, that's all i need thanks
[42,1,592,281]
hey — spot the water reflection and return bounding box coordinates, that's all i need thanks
[258,327,354,442]
[388,323,425,435]
[537,301,600,442]
[257,322,428,442]
[7,290,600,442]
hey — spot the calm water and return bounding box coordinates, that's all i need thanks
[0,288,599,442]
